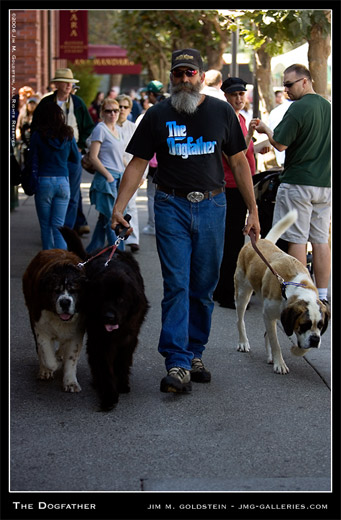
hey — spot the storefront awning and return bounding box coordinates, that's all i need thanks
[73,44,142,74]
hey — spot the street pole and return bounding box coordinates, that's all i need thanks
[231,27,239,77]
[252,51,260,118]
[48,11,52,91]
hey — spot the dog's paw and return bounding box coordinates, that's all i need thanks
[237,342,250,352]
[118,383,130,394]
[273,361,289,374]
[38,368,54,380]
[63,380,81,392]
[55,349,64,363]
[100,399,118,412]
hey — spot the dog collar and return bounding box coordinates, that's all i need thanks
[281,281,307,300]
[248,231,308,301]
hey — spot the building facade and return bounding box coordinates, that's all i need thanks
[10,9,66,97]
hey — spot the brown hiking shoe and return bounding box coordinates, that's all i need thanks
[190,358,211,383]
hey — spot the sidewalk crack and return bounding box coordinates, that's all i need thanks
[303,357,331,390]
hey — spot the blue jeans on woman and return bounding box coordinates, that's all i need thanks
[86,175,123,254]
[86,212,118,253]
[64,154,82,229]
[154,189,226,371]
[35,176,70,250]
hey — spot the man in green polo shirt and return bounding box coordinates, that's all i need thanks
[254,64,331,303]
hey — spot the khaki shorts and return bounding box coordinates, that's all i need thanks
[273,183,331,244]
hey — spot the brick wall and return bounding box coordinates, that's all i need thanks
[10,9,66,97]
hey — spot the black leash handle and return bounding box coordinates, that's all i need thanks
[77,214,132,269]
[114,214,131,240]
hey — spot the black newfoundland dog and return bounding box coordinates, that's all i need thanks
[60,227,149,411]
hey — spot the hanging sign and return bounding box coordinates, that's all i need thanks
[59,10,88,59]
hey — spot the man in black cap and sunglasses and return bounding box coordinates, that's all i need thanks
[112,48,260,394]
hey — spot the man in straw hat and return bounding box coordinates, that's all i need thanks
[31,68,94,234]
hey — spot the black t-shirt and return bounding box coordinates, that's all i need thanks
[126,96,247,192]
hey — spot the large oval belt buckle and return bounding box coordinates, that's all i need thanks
[187,191,205,203]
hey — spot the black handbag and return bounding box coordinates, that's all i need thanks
[10,145,22,186]
[81,152,96,174]
[21,147,39,196]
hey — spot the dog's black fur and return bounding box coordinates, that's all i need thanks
[60,227,149,411]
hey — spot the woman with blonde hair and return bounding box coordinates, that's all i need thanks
[86,98,125,253]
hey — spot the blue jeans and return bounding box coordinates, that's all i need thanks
[35,176,70,250]
[86,212,118,253]
[86,178,123,253]
[64,154,82,229]
[154,189,226,371]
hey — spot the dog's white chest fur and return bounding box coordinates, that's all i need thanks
[34,309,83,340]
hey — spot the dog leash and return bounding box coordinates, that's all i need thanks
[248,230,306,300]
[77,215,131,268]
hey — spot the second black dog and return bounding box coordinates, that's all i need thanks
[60,227,149,411]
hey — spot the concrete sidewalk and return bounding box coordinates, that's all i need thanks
[7,170,335,520]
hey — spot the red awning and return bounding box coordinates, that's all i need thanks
[88,45,127,58]
[72,44,142,74]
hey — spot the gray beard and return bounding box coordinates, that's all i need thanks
[170,82,202,114]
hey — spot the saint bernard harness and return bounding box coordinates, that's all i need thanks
[248,229,306,300]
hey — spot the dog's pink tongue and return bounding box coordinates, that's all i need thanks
[105,324,119,332]
[60,313,72,321]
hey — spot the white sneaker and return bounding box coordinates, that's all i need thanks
[142,225,155,236]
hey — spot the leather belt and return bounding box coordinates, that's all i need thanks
[156,185,224,203]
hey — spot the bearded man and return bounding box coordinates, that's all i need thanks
[112,48,260,394]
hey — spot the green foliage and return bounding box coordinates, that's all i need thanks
[88,11,119,44]
[67,61,101,107]
[234,9,330,57]
[108,9,232,80]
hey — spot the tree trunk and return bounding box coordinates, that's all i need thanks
[109,74,123,90]
[308,24,330,99]
[148,61,169,90]
[206,46,225,71]
[255,45,274,115]
[201,20,230,71]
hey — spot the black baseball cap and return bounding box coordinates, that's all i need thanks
[221,77,247,93]
[171,48,203,71]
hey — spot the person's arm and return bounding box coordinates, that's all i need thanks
[76,97,95,152]
[89,141,114,182]
[252,120,288,152]
[68,137,81,164]
[111,156,149,230]
[226,150,260,240]
[244,119,258,150]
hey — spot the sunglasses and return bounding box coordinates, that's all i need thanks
[172,69,199,78]
[104,108,119,114]
[283,77,305,88]
[119,105,130,109]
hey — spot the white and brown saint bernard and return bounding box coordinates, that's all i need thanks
[234,210,330,374]
[22,249,87,391]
